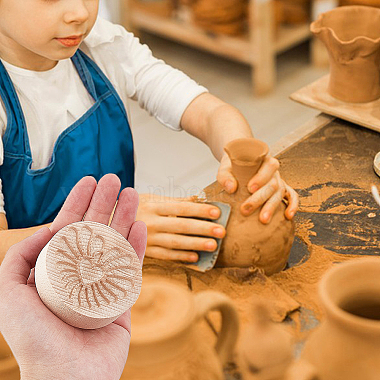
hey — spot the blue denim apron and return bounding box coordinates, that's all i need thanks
[0,50,134,229]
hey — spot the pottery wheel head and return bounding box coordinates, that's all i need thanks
[35,221,142,328]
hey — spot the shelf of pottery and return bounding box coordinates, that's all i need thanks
[121,0,323,95]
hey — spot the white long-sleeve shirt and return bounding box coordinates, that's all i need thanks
[0,17,207,214]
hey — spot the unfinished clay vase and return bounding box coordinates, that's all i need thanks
[35,221,142,329]
[121,277,239,380]
[311,6,380,103]
[300,258,380,380]
[0,334,19,380]
[204,138,294,275]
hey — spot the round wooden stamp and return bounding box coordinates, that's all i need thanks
[35,221,142,329]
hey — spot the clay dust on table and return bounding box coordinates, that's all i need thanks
[271,215,371,344]
[142,257,299,324]
[142,222,371,346]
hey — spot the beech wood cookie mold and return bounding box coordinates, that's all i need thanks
[35,221,142,329]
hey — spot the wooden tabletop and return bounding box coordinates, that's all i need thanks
[278,114,380,265]
[138,113,380,379]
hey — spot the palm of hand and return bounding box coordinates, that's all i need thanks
[10,280,128,379]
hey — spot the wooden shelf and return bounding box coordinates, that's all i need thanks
[275,24,311,54]
[129,9,311,65]
[130,9,253,64]
[122,0,316,95]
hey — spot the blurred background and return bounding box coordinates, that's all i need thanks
[97,0,365,197]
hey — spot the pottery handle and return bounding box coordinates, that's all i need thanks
[284,359,319,380]
[194,290,239,366]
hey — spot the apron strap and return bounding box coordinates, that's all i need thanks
[71,52,98,101]
[0,60,30,155]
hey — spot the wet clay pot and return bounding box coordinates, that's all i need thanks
[204,138,294,275]
[121,277,239,380]
[311,6,380,103]
[300,258,380,380]
[0,334,19,380]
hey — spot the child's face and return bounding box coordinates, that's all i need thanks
[0,0,99,71]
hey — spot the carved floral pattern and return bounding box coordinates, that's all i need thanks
[55,224,137,308]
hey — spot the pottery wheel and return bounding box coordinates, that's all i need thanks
[35,221,142,329]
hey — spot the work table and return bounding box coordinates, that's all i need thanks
[279,114,380,263]
[140,113,380,379]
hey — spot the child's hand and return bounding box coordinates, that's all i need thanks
[0,174,147,380]
[137,194,226,262]
[217,152,299,224]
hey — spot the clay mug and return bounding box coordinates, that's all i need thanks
[121,276,239,380]
[311,6,380,103]
[298,258,380,380]
[0,333,19,380]
[203,138,294,275]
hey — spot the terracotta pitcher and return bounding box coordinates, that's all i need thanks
[203,138,294,275]
[121,277,239,380]
[0,334,19,380]
[311,6,380,103]
[298,258,380,380]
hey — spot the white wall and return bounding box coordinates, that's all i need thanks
[99,0,122,24]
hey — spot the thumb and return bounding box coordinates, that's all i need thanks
[0,227,53,286]
[217,153,237,194]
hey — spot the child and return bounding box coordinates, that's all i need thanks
[0,0,298,262]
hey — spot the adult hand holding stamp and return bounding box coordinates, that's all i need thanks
[0,174,147,380]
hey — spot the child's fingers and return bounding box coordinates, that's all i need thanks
[153,200,221,220]
[149,233,218,253]
[217,153,237,194]
[110,187,139,239]
[152,217,225,239]
[284,184,299,220]
[50,176,97,234]
[258,190,285,224]
[240,179,279,216]
[247,156,280,194]
[83,174,121,225]
[145,246,198,263]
